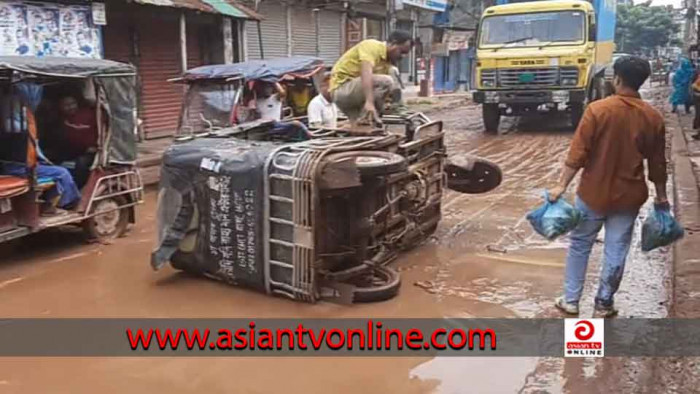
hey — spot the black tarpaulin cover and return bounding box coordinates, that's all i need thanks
[99,76,137,163]
[151,137,279,291]
[181,56,324,82]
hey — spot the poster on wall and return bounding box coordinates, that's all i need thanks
[28,4,60,57]
[0,1,102,58]
[0,3,30,55]
[59,6,99,57]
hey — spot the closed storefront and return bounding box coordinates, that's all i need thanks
[102,8,131,64]
[139,15,209,138]
[246,3,343,65]
[130,13,205,138]
[319,10,342,64]
[245,1,287,59]
[103,3,256,139]
[136,14,181,138]
[291,7,315,57]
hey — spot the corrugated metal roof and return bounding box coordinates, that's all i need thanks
[133,0,262,20]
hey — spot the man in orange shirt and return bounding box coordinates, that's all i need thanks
[548,56,669,317]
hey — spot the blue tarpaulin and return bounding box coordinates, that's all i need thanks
[181,56,324,83]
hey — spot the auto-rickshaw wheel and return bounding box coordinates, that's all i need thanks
[82,195,129,241]
[351,266,401,303]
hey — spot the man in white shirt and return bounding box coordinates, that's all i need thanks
[307,73,338,128]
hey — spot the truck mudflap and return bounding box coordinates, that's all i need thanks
[474,89,586,105]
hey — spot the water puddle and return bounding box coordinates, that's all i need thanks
[410,357,539,394]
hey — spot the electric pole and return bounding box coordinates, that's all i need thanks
[685,0,697,53]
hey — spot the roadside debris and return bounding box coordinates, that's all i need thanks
[486,244,508,254]
[414,280,438,294]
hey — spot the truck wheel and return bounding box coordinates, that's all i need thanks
[82,194,129,241]
[351,266,401,303]
[482,104,500,134]
[570,103,584,128]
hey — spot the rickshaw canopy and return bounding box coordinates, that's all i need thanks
[0,56,138,163]
[0,56,135,78]
[179,56,325,83]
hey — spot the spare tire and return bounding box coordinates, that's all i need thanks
[323,151,407,177]
[445,158,502,194]
[351,266,401,303]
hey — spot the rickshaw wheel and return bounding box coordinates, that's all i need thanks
[82,195,129,241]
[351,266,401,303]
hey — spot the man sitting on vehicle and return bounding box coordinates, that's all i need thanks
[307,73,339,129]
[58,95,98,187]
[330,30,412,128]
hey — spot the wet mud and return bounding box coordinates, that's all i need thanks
[0,87,680,393]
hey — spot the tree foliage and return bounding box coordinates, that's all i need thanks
[615,3,680,55]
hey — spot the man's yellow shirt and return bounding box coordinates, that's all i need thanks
[330,39,391,91]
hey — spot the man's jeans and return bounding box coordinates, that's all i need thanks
[564,196,638,307]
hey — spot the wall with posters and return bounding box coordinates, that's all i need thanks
[0,1,102,58]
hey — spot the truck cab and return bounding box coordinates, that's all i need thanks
[473,0,616,133]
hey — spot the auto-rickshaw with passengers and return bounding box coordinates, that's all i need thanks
[152,56,502,303]
[0,56,144,244]
[172,55,327,136]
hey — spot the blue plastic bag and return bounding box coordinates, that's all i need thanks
[641,204,684,252]
[526,192,583,240]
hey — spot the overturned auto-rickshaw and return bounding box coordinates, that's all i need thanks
[0,56,143,243]
[151,56,501,303]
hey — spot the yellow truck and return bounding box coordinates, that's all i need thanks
[473,0,617,133]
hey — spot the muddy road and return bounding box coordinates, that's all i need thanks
[0,88,675,393]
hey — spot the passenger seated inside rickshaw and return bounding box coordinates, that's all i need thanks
[36,85,98,189]
[0,83,81,216]
[286,78,314,117]
[233,81,312,141]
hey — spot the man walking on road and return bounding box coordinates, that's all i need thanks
[548,56,669,318]
[330,30,412,128]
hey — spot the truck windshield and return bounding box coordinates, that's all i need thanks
[479,11,585,48]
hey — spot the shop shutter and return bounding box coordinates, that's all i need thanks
[246,2,288,59]
[319,10,342,65]
[187,24,205,69]
[137,17,182,138]
[291,7,316,57]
